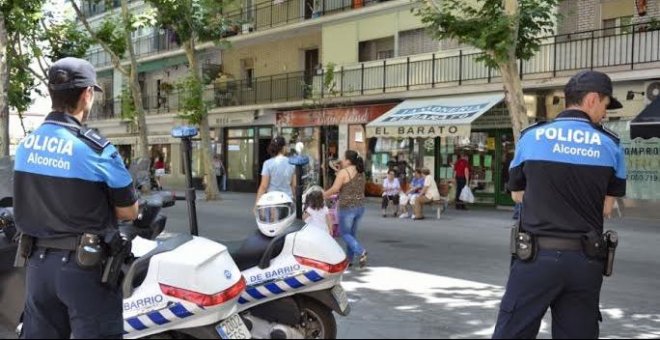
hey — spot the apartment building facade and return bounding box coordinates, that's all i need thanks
[84,0,660,216]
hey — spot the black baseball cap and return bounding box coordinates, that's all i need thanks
[565,70,622,110]
[48,57,103,92]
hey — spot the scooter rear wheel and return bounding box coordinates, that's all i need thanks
[298,299,337,339]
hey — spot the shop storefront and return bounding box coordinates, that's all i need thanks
[606,100,660,219]
[211,111,276,192]
[276,103,396,188]
[367,93,517,206]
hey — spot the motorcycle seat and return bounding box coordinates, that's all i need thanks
[122,234,193,299]
[229,231,285,271]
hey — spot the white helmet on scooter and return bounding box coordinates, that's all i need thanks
[255,191,296,238]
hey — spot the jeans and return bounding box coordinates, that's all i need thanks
[513,203,522,219]
[338,206,366,262]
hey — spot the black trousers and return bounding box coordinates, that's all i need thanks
[381,195,400,209]
[493,250,604,339]
[22,249,123,339]
[455,177,467,208]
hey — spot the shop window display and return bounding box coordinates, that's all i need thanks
[438,132,497,204]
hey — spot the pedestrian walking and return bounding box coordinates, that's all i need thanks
[256,136,296,206]
[12,57,139,339]
[454,153,470,210]
[324,150,368,268]
[493,70,626,339]
[213,155,226,192]
[154,156,165,190]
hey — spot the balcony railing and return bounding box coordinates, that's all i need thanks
[224,0,390,34]
[90,22,660,121]
[86,30,181,68]
[85,0,391,67]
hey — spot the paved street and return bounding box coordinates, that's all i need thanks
[3,192,659,338]
[161,192,660,339]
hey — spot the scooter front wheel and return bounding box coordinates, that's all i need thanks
[298,299,337,339]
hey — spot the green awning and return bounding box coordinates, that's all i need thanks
[137,54,188,73]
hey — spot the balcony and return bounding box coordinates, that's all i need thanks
[80,0,139,18]
[89,23,660,121]
[85,0,392,68]
[224,0,391,34]
[87,30,181,68]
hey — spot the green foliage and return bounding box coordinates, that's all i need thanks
[119,86,137,122]
[175,75,206,125]
[415,0,558,67]
[96,19,127,58]
[145,0,235,45]
[48,21,92,60]
[7,53,37,114]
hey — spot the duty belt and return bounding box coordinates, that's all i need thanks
[537,237,583,251]
[34,235,80,251]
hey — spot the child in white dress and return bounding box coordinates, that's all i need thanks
[303,190,333,234]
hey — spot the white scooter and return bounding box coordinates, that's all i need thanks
[227,187,351,339]
[0,125,253,339]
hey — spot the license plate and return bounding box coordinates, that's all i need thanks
[331,285,349,313]
[216,314,251,339]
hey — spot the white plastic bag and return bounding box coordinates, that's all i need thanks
[459,186,475,204]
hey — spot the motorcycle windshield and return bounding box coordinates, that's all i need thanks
[0,157,13,203]
[129,158,151,187]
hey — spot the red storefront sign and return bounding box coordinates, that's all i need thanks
[276,103,396,127]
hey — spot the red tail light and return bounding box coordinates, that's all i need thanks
[295,256,349,274]
[160,277,246,307]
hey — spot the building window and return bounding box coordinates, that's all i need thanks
[359,36,395,62]
[603,16,633,36]
[399,28,438,57]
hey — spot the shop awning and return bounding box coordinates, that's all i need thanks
[631,97,660,139]
[366,92,504,138]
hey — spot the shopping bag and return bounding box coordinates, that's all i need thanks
[459,186,475,204]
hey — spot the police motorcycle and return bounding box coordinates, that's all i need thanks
[224,146,350,339]
[0,145,251,339]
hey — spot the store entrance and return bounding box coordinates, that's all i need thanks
[495,131,516,206]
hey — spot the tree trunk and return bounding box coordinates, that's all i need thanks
[121,0,150,161]
[0,15,9,157]
[184,42,220,201]
[502,0,528,143]
[499,59,528,143]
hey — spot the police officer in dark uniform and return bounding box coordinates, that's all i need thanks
[13,57,139,339]
[492,71,627,339]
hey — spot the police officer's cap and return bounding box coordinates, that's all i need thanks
[48,57,103,92]
[565,71,622,110]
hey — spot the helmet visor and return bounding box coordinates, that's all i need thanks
[256,203,294,224]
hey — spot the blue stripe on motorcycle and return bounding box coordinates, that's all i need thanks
[147,311,170,325]
[264,282,285,294]
[304,271,324,282]
[169,304,194,318]
[246,287,267,300]
[284,277,304,289]
[127,317,148,331]
[238,297,249,304]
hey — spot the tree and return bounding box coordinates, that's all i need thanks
[71,0,153,161]
[0,0,46,156]
[416,0,558,142]
[145,0,234,201]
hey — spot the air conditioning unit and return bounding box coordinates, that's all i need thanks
[645,81,660,104]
